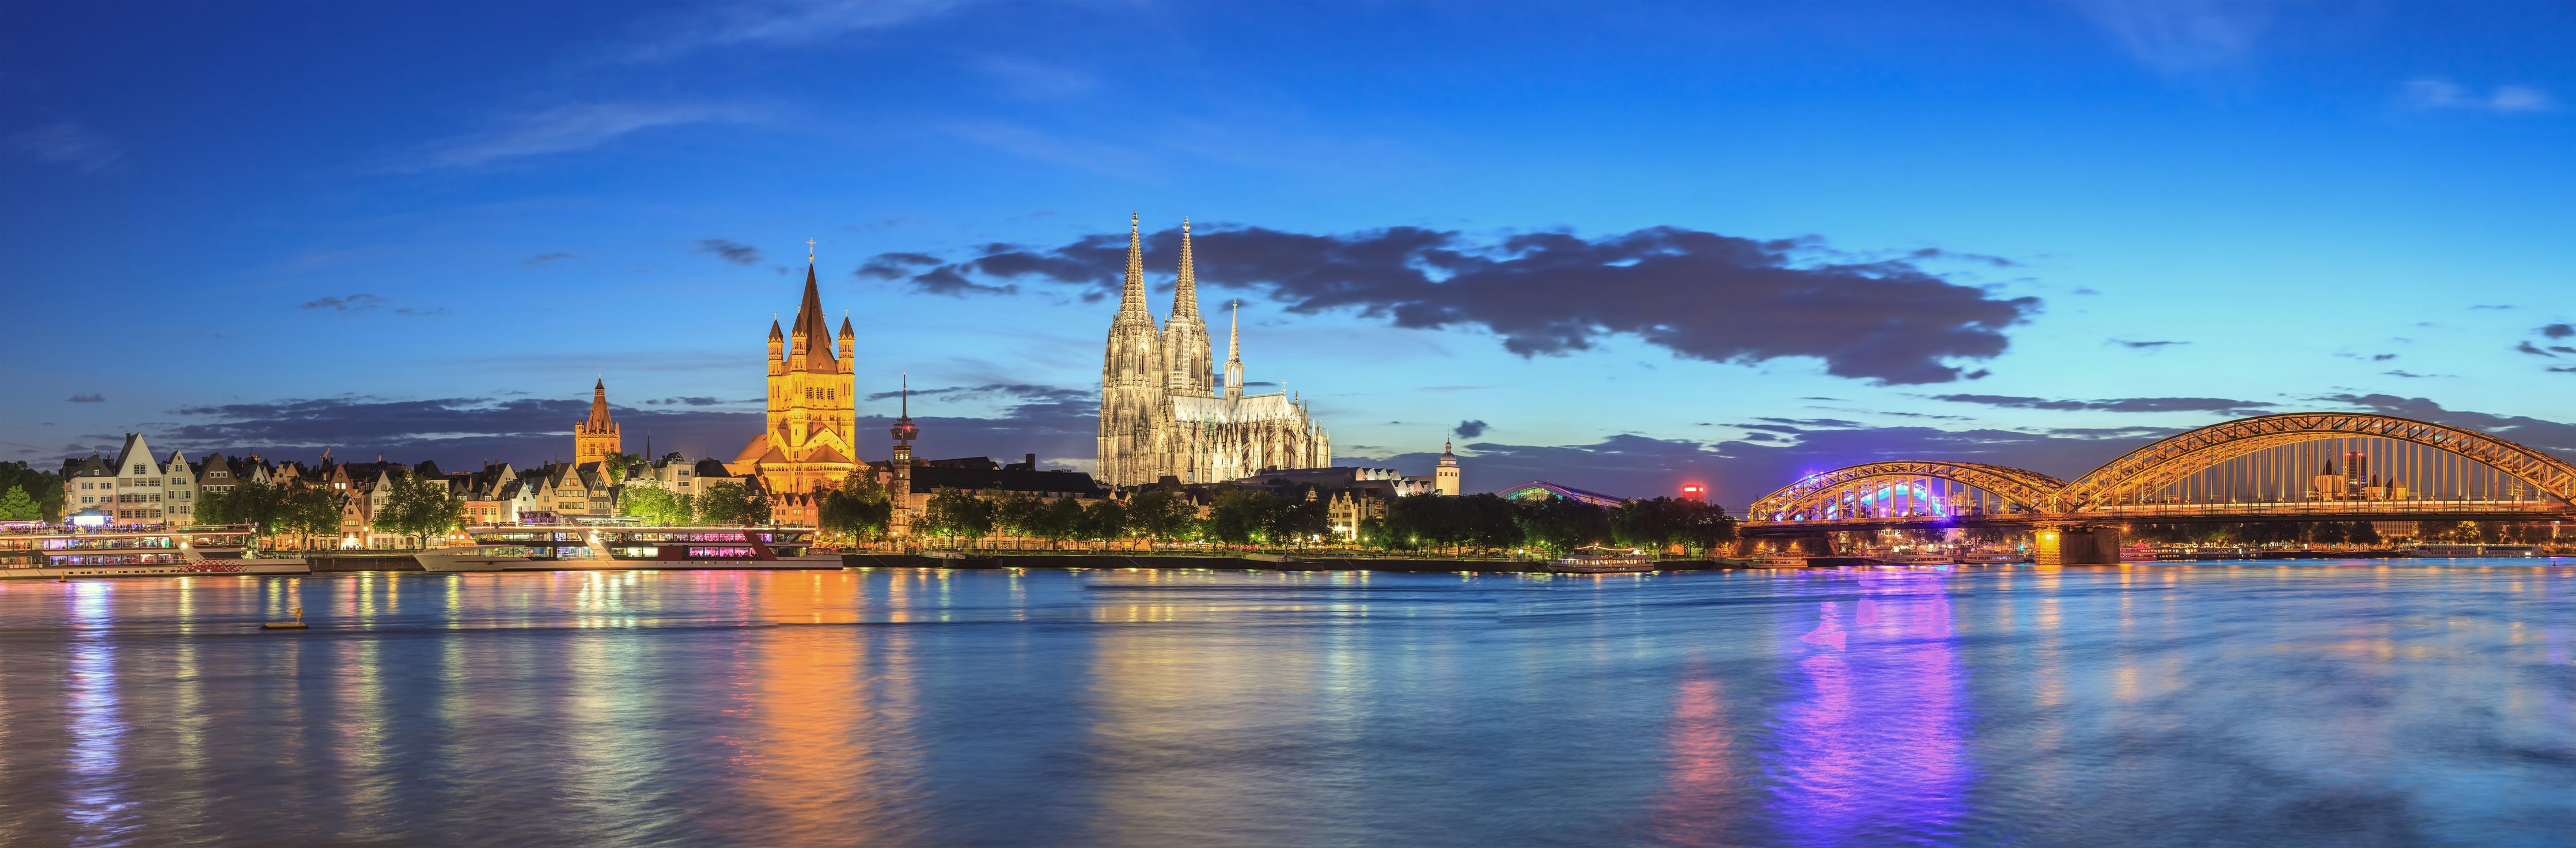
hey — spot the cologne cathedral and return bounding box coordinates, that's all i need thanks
[1097,214,1330,487]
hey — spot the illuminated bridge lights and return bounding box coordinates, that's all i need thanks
[1745,411,2576,530]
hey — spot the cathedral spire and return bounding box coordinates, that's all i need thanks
[1119,211,1149,316]
[1224,300,1244,400]
[1172,218,1199,319]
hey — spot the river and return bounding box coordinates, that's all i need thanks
[2,563,2573,846]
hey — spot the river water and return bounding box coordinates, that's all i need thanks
[2,563,2573,846]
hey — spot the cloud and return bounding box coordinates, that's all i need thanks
[2517,340,2555,357]
[861,383,1085,404]
[1453,419,1488,438]
[2472,304,2517,311]
[66,393,105,403]
[2542,324,2574,339]
[2401,79,2559,115]
[2108,339,2187,350]
[397,103,763,171]
[856,252,940,279]
[2372,353,2397,361]
[2314,394,2576,455]
[2380,370,2445,379]
[1929,394,2274,415]
[618,0,967,63]
[5,121,123,172]
[301,294,387,311]
[643,396,738,406]
[877,223,2039,385]
[968,54,1097,100]
[695,238,763,266]
[523,252,575,266]
[2074,0,2272,74]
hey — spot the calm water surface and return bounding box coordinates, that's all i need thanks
[4,563,2575,847]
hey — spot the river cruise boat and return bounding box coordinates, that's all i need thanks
[0,524,309,580]
[1956,548,2032,565]
[418,525,840,572]
[1866,548,1957,567]
[1545,546,1658,573]
[2404,543,2547,558]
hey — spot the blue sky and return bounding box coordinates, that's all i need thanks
[5,1,2574,506]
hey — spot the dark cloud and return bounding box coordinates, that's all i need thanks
[522,252,575,266]
[910,265,1017,297]
[643,396,737,406]
[2313,394,2576,455]
[2543,324,2575,339]
[2472,305,2517,310]
[2517,341,2554,357]
[861,383,1086,404]
[66,393,104,403]
[855,252,940,280]
[2380,370,2444,379]
[1929,394,2274,414]
[301,293,387,311]
[2108,339,2186,350]
[2373,353,2397,361]
[885,224,2039,385]
[1453,419,1488,438]
[694,238,761,266]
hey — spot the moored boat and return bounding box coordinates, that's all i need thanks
[0,524,309,579]
[430,525,839,571]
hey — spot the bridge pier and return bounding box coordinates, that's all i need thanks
[2034,525,2120,566]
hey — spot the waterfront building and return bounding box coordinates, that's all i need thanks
[60,454,112,514]
[731,250,861,498]
[574,379,622,464]
[1435,441,1461,496]
[1097,215,1329,487]
[105,434,180,525]
[161,450,198,525]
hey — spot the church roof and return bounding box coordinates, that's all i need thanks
[788,263,836,370]
[1169,392,1306,424]
[908,465,1106,498]
[583,379,615,430]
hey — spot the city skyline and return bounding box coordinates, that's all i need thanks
[6,2,2576,506]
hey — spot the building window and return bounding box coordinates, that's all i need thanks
[133,464,146,474]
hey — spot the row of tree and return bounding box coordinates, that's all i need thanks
[0,461,65,522]
[883,483,1737,555]
[618,479,774,528]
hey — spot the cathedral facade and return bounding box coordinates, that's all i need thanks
[1098,215,1330,487]
[730,256,861,495]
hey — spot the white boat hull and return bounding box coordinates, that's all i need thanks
[1,560,310,580]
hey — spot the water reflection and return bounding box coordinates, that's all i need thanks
[3,563,2576,845]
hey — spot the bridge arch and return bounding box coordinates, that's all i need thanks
[2060,412,2576,511]
[1749,460,2068,522]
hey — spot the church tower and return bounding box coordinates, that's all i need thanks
[734,242,859,497]
[1098,213,1165,487]
[1435,440,1461,496]
[575,378,622,463]
[1160,218,1215,396]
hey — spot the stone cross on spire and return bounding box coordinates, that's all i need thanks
[806,238,816,263]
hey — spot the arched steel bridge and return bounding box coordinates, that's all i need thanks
[1742,412,2576,533]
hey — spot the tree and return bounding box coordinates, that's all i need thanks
[0,486,38,521]
[620,485,695,527]
[918,487,993,544]
[1515,497,1612,554]
[1039,497,1088,548]
[697,480,772,527]
[1128,489,1198,547]
[1206,486,1275,545]
[598,452,638,485]
[0,461,65,522]
[816,471,892,543]
[1265,488,1329,547]
[1084,498,1129,544]
[991,493,1046,543]
[374,472,465,548]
